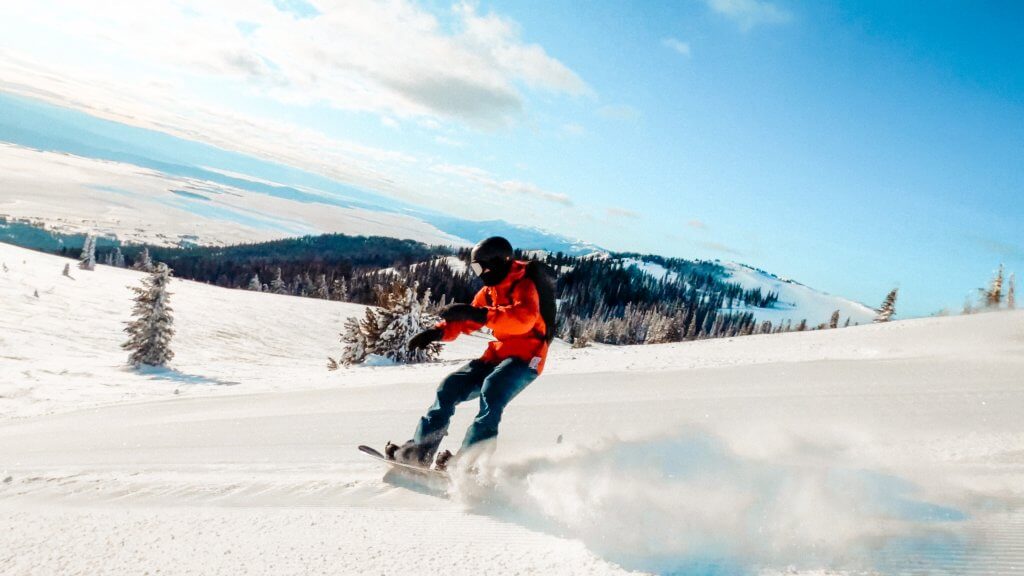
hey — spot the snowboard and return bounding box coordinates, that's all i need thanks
[358,445,450,481]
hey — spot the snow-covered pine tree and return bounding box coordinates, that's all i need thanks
[330,277,348,301]
[62,263,72,278]
[114,247,126,268]
[270,268,287,294]
[373,281,440,363]
[1009,273,1016,310]
[338,310,375,366]
[247,273,261,291]
[874,288,898,322]
[829,309,840,329]
[102,251,113,266]
[314,274,329,299]
[122,263,175,367]
[337,280,441,365]
[78,234,96,271]
[133,247,155,272]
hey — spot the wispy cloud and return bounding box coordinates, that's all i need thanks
[607,207,641,220]
[688,219,708,230]
[968,235,1024,260]
[662,38,692,58]
[3,0,589,129]
[699,240,744,256]
[432,163,572,206]
[561,122,587,137]
[598,104,641,121]
[703,0,791,31]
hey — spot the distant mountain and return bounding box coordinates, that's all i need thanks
[419,215,603,255]
[0,92,600,255]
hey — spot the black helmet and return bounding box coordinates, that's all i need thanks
[470,236,514,286]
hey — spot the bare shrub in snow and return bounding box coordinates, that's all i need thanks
[123,263,175,367]
[874,288,898,322]
[1009,273,1016,310]
[334,279,440,366]
[981,264,1004,309]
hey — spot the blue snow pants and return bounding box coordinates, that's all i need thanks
[414,358,539,456]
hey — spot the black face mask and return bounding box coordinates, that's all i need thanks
[472,257,512,286]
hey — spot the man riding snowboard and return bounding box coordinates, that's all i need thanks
[388,236,554,471]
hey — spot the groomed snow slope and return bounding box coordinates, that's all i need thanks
[1,242,1023,576]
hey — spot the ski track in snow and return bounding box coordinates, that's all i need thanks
[2,242,1024,575]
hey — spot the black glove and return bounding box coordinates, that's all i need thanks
[408,328,443,350]
[440,304,488,324]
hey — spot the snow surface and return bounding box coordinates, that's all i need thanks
[2,241,1023,576]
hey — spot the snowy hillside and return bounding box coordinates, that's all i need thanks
[615,256,877,327]
[721,262,878,326]
[2,241,1023,575]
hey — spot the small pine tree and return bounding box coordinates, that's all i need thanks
[337,280,441,365]
[314,274,329,299]
[78,234,96,271]
[62,263,72,278]
[133,247,155,272]
[247,274,262,291]
[270,268,287,294]
[330,277,348,301]
[114,247,126,268]
[875,288,898,322]
[123,263,175,367]
[829,310,840,329]
[796,319,808,332]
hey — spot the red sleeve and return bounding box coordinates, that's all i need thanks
[437,288,489,341]
[484,279,540,336]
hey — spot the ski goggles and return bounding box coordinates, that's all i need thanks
[470,258,503,277]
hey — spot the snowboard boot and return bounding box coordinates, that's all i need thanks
[391,439,431,467]
[434,449,454,472]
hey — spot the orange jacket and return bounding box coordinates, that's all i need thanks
[438,260,550,374]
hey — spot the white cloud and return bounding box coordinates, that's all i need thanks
[607,207,641,220]
[2,0,589,128]
[703,0,791,31]
[432,164,572,206]
[0,1,591,216]
[662,38,692,58]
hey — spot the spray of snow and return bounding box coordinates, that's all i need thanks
[452,429,967,574]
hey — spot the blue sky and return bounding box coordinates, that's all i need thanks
[1,0,1022,316]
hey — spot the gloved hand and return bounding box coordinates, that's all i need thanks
[408,327,444,349]
[440,303,488,324]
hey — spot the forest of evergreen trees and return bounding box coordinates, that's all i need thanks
[89,233,785,345]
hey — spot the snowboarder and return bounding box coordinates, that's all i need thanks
[391,236,555,470]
